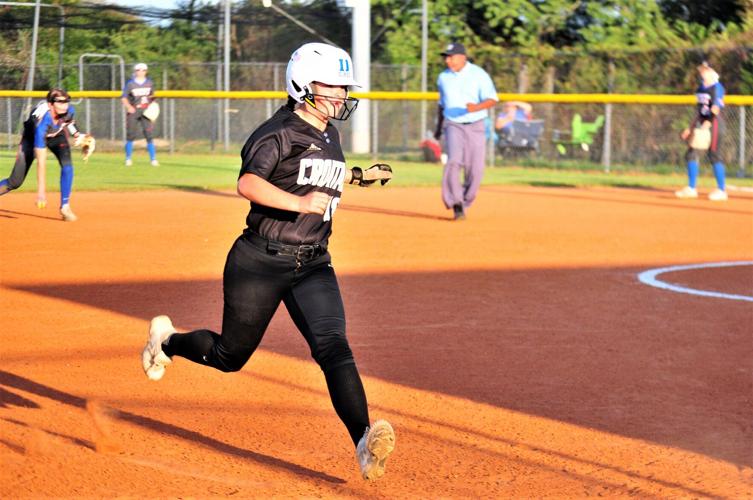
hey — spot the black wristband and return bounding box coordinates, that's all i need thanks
[350,166,363,186]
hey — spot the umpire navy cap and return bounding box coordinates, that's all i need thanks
[440,42,466,56]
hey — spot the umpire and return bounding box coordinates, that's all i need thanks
[434,42,498,220]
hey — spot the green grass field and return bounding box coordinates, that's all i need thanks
[1,150,751,193]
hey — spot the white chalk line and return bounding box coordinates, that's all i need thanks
[637,261,753,302]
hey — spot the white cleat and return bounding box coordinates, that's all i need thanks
[674,186,698,199]
[142,315,176,381]
[150,160,160,167]
[356,420,395,481]
[60,204,78,222]
[125,159,133,167]
[708,189,728,201]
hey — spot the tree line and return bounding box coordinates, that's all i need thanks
[0,0,750,93]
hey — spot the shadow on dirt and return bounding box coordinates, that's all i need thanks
[8,265,752,468]
[0,369,346,483]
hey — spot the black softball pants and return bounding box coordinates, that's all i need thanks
[126,110,154,141]
[163,233,370,445]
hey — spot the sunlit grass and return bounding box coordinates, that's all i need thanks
[1,150,750,193]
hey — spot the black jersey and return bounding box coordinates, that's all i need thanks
[122,77,155,109]
[695,81,725,123]
[239,105,347,245]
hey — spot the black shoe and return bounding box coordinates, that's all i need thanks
[452,203,465,220]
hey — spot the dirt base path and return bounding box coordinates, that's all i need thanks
[1,185,752,497]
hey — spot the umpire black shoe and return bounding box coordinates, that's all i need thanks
[452,203,465,220]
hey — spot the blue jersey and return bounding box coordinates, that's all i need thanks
[30,101,77,148]
[696,81,724,123]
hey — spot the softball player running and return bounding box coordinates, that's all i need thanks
[141,43,396,480]
[0,88,85,221]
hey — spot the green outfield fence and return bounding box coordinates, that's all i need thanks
[1,89,751,176]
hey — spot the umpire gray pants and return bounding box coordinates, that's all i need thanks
[442,119,486,209]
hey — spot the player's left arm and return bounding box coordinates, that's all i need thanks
[346,164,393,186]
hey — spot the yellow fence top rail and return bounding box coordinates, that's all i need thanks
[1,90,751,105]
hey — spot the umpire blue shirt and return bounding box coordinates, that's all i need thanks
[437,62,498,124]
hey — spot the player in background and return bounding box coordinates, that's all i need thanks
[0,88,83,221]
[121,62,158,167]
[675,61,728,201]
[140,43,396,481]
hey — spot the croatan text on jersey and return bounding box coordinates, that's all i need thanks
[239,105,347,245]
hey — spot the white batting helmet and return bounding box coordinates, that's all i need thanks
[286,42,360,105]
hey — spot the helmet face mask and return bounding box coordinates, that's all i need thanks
[286,43,360,121]
[306,82,359,121]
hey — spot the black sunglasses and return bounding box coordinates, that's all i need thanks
[53,98,70,103]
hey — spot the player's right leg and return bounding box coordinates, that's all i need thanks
[675,148,699,199]
[441,122,467,216]
[125,113,138,166]
[142,235,288,379]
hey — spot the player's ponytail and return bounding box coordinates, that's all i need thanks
[285,96,298,111]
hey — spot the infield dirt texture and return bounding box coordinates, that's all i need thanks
[1,185,751,497]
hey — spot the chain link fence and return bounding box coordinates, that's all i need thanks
[1,59,751,175]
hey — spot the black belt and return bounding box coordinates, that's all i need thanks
[246,232,327,262]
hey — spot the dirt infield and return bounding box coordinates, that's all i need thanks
[1,185,752,497]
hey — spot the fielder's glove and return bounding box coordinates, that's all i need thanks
[80,134,96,162]
[349,164,393,187]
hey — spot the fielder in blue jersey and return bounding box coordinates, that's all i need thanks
[675,62,728,201]
[0,88,82,221]
[121,62,158,166]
